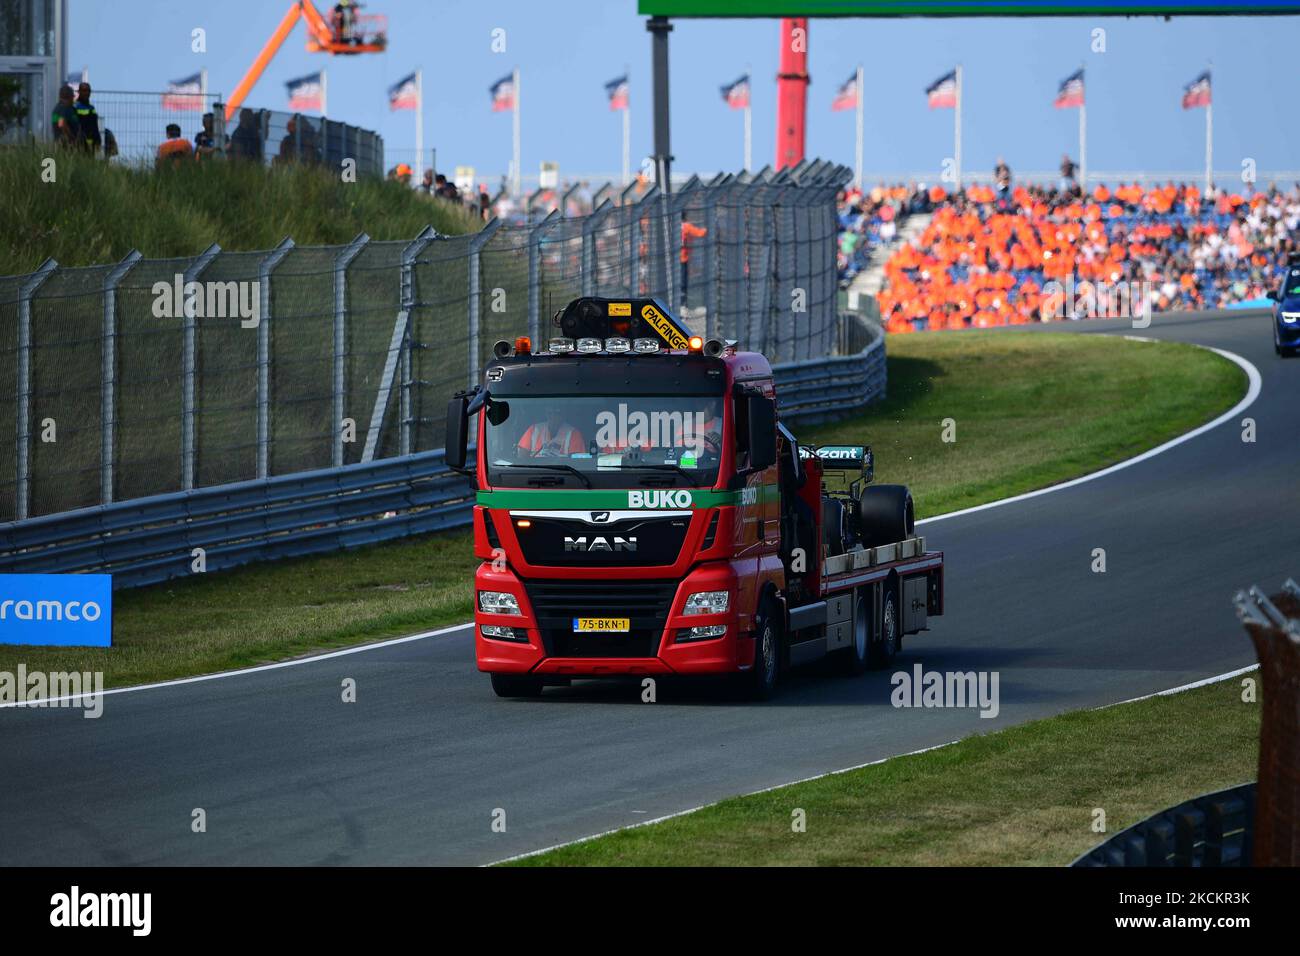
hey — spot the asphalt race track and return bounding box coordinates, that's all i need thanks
[1,308,1295,866]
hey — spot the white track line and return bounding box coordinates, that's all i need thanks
[0,344,1262,707]
[917,344,1261,526]
[490,662,1260,865]
[0,622,473,709]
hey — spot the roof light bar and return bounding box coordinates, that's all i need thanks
[632,337,661,353]
[548,337,575,352]
[604,336,631,353]
[576,337,603,353]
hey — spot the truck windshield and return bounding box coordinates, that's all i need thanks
[484,395,725,488]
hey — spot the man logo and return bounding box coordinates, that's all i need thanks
[564,536,637,553]
[590,511,611,523]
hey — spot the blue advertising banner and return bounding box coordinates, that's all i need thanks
[0,574,113,647]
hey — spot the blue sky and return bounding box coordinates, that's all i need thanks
[71,1,1300,182]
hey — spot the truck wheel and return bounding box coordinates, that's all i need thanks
[869,587,900,669]
[856,485,914,548]
[490,673,544,698]
[840,589,870,675]
[743,603,780,700]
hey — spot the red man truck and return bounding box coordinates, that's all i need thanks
[445,297,944,699]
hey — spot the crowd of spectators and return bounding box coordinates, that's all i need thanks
[836,183,936,284]
[844,172,1299,333]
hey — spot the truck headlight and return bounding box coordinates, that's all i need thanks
[683,590,729,615]
[478,590,522,615]
[677,624,727,642]
[481,624,527,642]
[1282,312,1300,324]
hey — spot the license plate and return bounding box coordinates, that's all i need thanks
[573,617,630,632]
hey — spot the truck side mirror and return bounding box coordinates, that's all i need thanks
[747,394,777,473]
[446,395,471,471]
[1266,289,1280,301]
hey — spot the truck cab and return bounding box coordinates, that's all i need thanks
[445,297,943,698]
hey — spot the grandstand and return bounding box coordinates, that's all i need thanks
[837,180,1300,332]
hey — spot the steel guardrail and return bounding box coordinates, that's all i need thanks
[0,317,884,589]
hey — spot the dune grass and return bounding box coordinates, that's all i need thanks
[0,145,480,276]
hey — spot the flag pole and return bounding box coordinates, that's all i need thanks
[200,67,208,105]
[1078,66,1087,190]
[854,63,864,189]
[512,67,522,198]
[744,98,752,172]
[320,69,327,119]
[954,64,962,191]
[744,64,752,173]
[1079,99,1086,189]
[415,69,424,186]
[1205,91,1213,195]
[623,69,631,186]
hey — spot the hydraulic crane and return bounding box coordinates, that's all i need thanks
[224,1,387,122]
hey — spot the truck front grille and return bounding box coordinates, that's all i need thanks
[522,578,679,658]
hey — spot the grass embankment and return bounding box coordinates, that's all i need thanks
[0,332,1246,688]
[510,676,1259,866]
[0,146,481,275]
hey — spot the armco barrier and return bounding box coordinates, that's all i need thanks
[0,317,884,589]
[1071,783,1256,867]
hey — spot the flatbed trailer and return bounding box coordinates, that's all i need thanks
[782,535,944,671]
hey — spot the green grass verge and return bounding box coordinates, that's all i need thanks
[0,332,1246,688]
[0,146,481,275]
[507,676,1259,866]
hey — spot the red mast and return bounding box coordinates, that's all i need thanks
[775,17,809,170]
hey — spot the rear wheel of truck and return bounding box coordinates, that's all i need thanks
[840,589,870,675]
[490,673,544,698]
[869,586,900,669]
[743,603,780,700]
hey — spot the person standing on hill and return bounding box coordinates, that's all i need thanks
[50,85,80,147]
[156,123,194,168]
[74,83,101,153]
[680,212,708,307]
[194,112,217,161]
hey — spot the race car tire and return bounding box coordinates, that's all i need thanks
[823,499,847,556]
[856,484,915,548]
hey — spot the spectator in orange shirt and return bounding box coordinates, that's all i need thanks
[680,213,708,307]
[156,123,194,169]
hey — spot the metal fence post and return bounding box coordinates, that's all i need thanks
[182,244,220,490]
[400,226,437,457]
[15,260,57,521]
[560,182,581,217]
[257,237,295,478]
[619,181,640,293]
[101,250,141,504]
[701,174,728,342]
[333,233,368,468]
[527,209,560,343]
[670,177,702,316]
[467,218,504,388]
[582,200,614,297]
